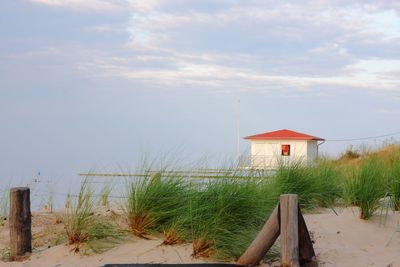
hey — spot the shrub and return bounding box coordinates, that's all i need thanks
[340,147,361,160]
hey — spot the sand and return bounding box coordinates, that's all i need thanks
[305,207,400,267]
[1,207,400,266]
[1,240,207,267]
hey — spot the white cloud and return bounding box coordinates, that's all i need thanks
[30,0,160,12]
[31,0,125,12]
[27,0,400,95]
[82,24,117,33]
[128,0,160,12]
[75,51,400,94]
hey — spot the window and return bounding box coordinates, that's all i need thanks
[281,144,290,156]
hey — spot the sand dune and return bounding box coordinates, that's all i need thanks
[1,207,400,266]
[1,240,207,267]
[305,207,400,267]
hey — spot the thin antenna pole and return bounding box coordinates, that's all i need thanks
[236,99,240,162]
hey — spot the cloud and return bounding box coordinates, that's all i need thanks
[26,0,400,95]
[31,0,160,12]
[30,0,160,12]
[31,0,125,12]
[73,49,400,96]
[82,24,126,33]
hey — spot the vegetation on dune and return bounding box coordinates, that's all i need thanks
[385,145,400,211]
[99,183,112,207]
[64,180,125,253]
[339,147,361,160]
[187,179,276,259]
[343,156,387,219]
[119,144,400,259]
[124,171,188,238]
[271,160,341,210]
[123,168,277,259]
[3,143,399,261]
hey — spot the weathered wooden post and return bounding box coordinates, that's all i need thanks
[238,194,317,267]
[9,187,32,261]
[298,208,318,267]
[237,204,280,265]
[280,194,300,267]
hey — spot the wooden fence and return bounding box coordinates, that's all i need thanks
[238,194,318,267]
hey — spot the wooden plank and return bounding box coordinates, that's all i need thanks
[237,204,280,266]
[9,187,32,261]
[280,194,300,267]
[298,207,318,267]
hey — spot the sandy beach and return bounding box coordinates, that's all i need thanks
[305,207,400,267]
[1,240,207,267]
[1,207,400,267]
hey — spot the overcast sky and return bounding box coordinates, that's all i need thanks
[1,0,400,179]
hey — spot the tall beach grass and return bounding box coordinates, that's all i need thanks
[78,144,400,259]
[64,179,125,253]
[385,146,400,210]
[123,167,278,259]
[343,156,387,219]
[124,171,188,238]
[187,178,276,259]
[270,160,341,210]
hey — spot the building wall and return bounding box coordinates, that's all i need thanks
[307,140,319,161]
[250,139,318,169]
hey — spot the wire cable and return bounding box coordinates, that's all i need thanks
[325,131,400,142]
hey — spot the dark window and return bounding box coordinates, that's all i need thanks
[281,144,290,156]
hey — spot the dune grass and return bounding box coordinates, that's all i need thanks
[64,181,94,248]
[61,144,400,259]
[270,160,341,210]
[64,180,126,253]
[124,171,188,238]
[343,156,387,219]
[386,147,400,210]
[122,167,277,259]
[187,178,276,259]
[99,183,112,207]
[120,160,346,259]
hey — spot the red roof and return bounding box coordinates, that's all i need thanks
[244,129,324,141]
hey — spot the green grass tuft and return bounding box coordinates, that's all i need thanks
[386,148,400,210]
[343,156,387,219]
[124,172,188,238]
[99,183,112,207]
[271,160,341,210]
[186,177,276,259]
[64,179,125,253]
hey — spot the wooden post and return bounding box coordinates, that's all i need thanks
[298,208,318,267]
[9,187,32,261]
[237,204,280,266]
[280,194,300,267]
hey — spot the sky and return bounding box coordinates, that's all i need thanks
[1,0,400,181]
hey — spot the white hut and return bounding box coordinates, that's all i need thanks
[244,129,325,169]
